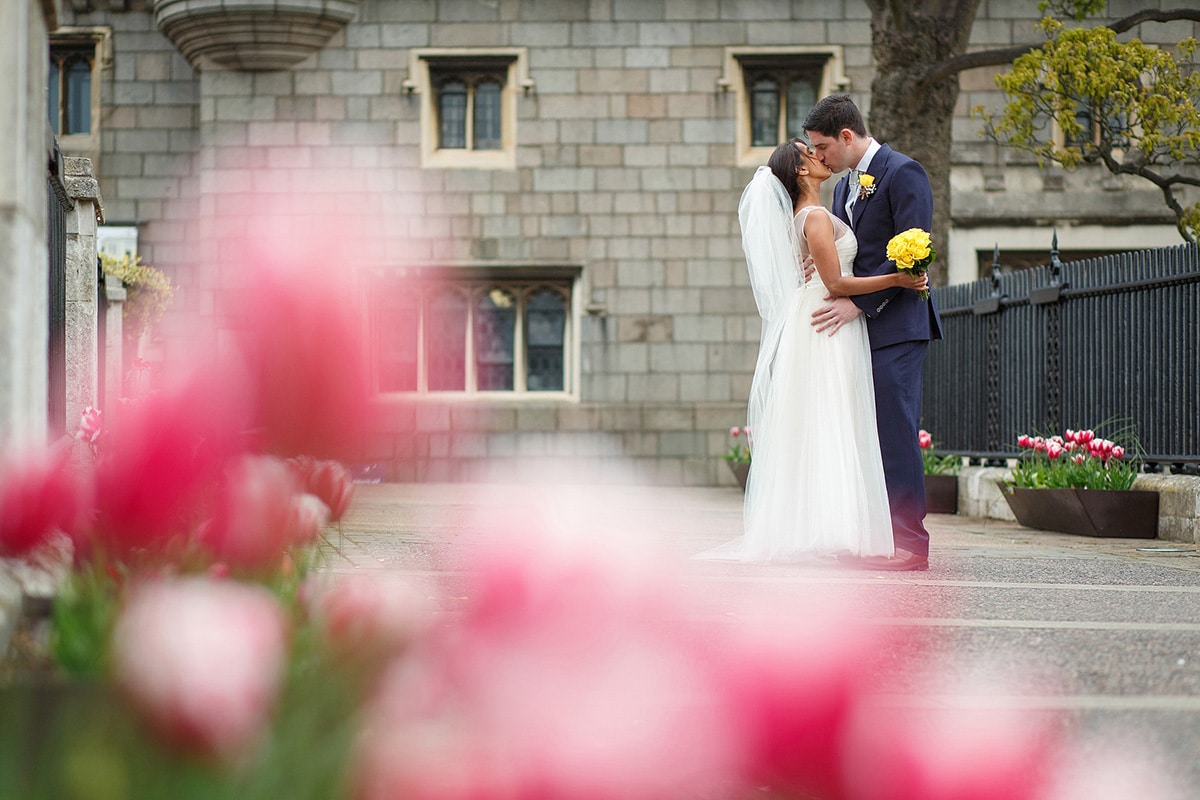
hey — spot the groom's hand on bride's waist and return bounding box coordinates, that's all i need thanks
[811,296,862,336]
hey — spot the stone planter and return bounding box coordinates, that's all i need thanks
[726,461,750,491]
[924,474,958,514]
[998,485,1159,539]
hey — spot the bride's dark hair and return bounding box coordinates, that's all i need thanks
[767,138,804,209]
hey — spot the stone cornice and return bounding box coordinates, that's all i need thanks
[153,0,358,72]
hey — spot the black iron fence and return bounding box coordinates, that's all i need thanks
[47,139,71,439]
[922,240,1200,471]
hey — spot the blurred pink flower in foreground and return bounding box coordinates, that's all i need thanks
[198,455,301,573]
[308,572,434,669]
[842,701,1061,800]
[0,444,85,557]
[352,524,736,800]
[83,372,246,563]
[224,234,373,462]
[290,456,355,522]
[111,577,288,763]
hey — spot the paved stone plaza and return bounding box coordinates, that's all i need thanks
[325,481,1200,795]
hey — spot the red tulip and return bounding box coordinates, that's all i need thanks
[0,444,85,557]
[1111,445,1125,459]
[918,430,933,449]
[85,373,246,564]
[1047,442,1064,459]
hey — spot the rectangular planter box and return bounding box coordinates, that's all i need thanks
[925,474,958,514]
[999,485,1159,539]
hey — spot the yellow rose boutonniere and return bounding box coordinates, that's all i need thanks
[857,172,876,201]
[886,227,935,301]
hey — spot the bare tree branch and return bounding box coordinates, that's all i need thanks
[1110,9,1200,35]
[916,7,1200,89]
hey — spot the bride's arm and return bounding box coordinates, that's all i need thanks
[803,212,927,297]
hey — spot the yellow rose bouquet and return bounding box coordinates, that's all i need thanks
[885,227,935,301]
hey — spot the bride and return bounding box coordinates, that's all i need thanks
[703,140,927,563]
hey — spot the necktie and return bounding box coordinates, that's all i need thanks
[845,169,860,217]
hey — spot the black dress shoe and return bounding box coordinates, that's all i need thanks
[843,548,928,572]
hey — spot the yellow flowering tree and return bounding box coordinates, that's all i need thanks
[100,253,175,344]
[978,17,1200,243]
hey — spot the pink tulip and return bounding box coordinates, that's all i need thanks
[714,620,889,798]
[1033,437,1046,452]
[1078,429,1095,444]
[1072,454,1086,465]
[288,492,330,546]
[76,406,104,454]
[1065,428,1076,441]
[0,444,85,557]
[1017,434,1031,448]
[918,430,933,449]
[222,239,374,462]
[197,455,299,572]
[1047,442,1064,459]
[111,577,288,764]
[842,701,1060,800]
[309,573,434,668]
[352,520,733,800]
[1111,445,1125,459]
[730,426,741,438]
[303,459,355,523]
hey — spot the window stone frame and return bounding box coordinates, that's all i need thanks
[719,46,849,167]
[49,27,111,158]
[404,48,533,171]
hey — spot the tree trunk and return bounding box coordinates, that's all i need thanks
[863,0,982,286]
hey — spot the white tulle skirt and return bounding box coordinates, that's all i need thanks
[703,286,894,562]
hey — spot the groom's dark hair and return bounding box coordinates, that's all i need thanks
[803,94,868,138]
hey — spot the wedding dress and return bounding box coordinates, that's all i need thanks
[701,167,893,562]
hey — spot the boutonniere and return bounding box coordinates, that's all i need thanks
[857,173,876,201]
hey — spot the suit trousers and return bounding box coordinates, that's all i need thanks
[870,339,930,556]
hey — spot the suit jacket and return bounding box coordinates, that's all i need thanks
[832,144,944,350]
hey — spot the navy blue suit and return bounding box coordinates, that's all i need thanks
[832,144,943,556]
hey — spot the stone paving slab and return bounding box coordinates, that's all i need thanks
[321,482,1200,797]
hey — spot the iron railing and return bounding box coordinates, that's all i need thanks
[923,239,1200,471]
[47,139,71,439]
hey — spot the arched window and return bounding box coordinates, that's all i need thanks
[438,80,468,149]
[371,274,574,395]
[750,78,780,148]
[434,71,507,152]
[475,288,516,391]
[525,289,566,392]
[474,81,503,151]
[747,69,821,147]
[426,290,468,391]
[48,45,97,137]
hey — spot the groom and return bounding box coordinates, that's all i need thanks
[803,94,943,571]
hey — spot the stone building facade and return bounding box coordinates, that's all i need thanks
[45,0,1197,483]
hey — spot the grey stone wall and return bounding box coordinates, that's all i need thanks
[54,0,1200,483]
[63,157,105,436]
[0,0,55,449]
